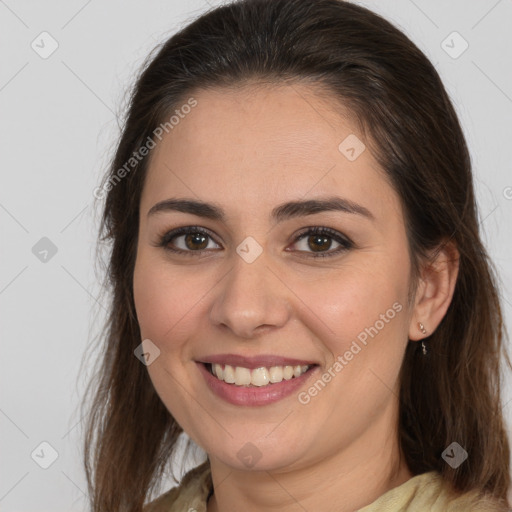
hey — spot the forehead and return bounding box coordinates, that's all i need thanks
[140,83,401,224]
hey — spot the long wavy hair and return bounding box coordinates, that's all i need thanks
[81,0,511,510]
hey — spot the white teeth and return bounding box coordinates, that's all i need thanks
[283,366,294,380]
[269,366,283,383]
[209,363,311,387]
[214,364,224,380]
[251,367,270,386]
[234,366,251,386]
[223,365,235,383]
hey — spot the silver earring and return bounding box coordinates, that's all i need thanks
[418,323,427,355]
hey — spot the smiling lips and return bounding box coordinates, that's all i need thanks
[196,355,319,406]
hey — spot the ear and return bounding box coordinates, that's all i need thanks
[408,240,460,341]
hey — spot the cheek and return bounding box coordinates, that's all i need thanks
[133,252,225,358]
[294,261,409,354]
[133,256,193,346]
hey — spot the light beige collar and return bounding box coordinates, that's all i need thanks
[145,461,504,512]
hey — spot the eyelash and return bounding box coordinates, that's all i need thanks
[156,225,354,259]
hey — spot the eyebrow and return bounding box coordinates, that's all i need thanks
[148,196,374,223]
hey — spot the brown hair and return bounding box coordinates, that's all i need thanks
[82,0,511,510]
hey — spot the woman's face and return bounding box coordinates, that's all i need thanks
[133,83,416,472]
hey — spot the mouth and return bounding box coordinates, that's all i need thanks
[195,355,320,406]
[203,362,315,387]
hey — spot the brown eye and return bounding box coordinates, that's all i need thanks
[307,234,333,252]
[291,227,353,258]
[158,226,221,254]
[183,232,209,250]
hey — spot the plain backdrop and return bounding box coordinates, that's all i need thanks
[1,0,511,510]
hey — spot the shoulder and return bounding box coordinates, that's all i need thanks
[143,461,212,512]
[432,472,510,512]
[358,471,509,512]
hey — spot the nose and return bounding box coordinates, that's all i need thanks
[209,251,291,339]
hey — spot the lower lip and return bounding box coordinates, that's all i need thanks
[196,362,318,406]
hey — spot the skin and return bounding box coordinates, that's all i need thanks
[133,83,459,512]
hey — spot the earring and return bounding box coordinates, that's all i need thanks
[418,322,427,355]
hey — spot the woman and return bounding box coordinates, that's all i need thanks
[83,0,511,510]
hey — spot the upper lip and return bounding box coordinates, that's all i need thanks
[197,354,318,369]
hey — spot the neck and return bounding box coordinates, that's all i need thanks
[206,408,412,512]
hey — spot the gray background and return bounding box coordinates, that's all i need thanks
[1,0,511,510]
